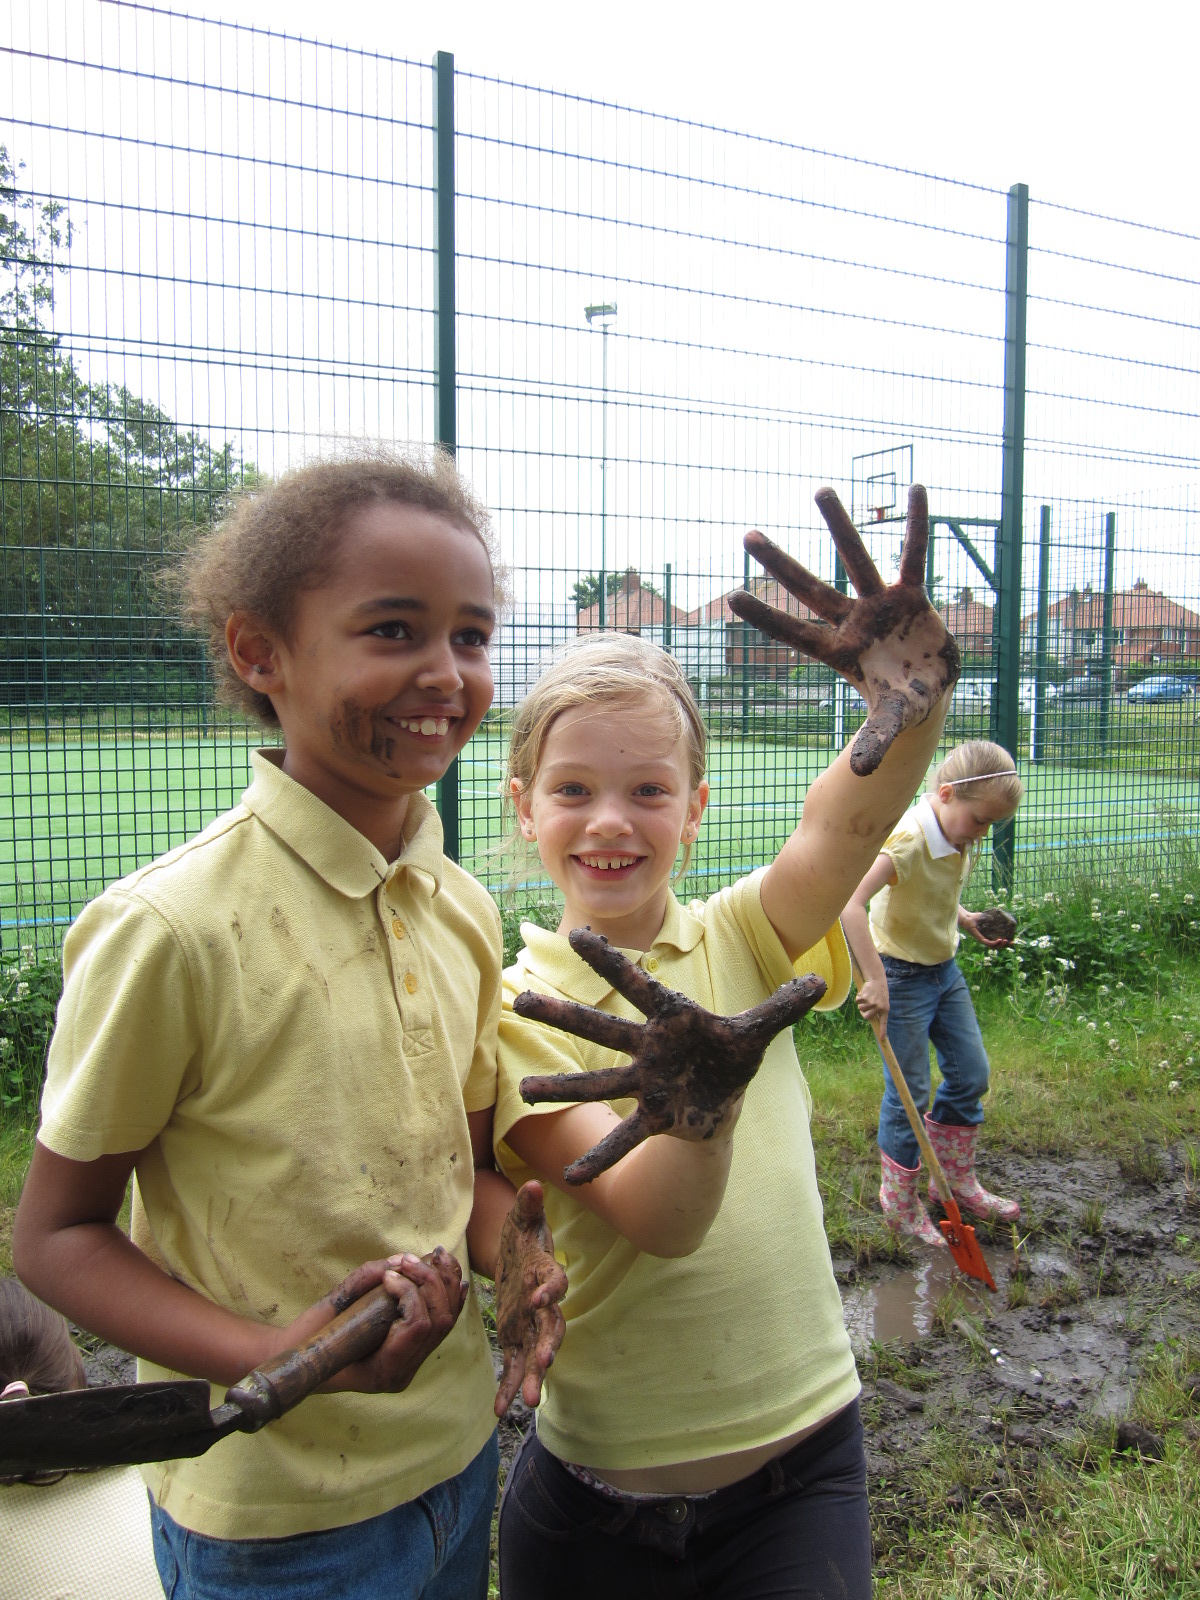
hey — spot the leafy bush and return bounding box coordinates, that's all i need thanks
[959,860,1200,997]
[0,951,62,1120]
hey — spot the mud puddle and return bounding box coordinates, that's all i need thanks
[835,1145,1198,1538]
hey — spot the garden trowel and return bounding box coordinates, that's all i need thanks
[1,1281,405,1477]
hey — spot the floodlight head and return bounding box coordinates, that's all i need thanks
[584,302,618,329]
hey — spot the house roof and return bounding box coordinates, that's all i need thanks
[938,598,994,640]
[683,575,823,627]
[1039,583,1200,632]
[575,571,689,632]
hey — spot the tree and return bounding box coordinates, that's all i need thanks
[571,570,663,611]
[1,146,252,710]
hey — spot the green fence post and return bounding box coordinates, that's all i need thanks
[993,181,1028,896]
[1032,505,1051,764]
[741,547,751,737]
[1099,511,1117,755]
[432,49,459,861]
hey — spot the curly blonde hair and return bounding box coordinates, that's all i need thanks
[176,443,505,727]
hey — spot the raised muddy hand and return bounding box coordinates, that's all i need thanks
[516,928,827,1184]
[727,483,960,775]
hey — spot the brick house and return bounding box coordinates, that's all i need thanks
[1024,580,1200,676]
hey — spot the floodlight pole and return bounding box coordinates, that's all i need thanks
[585,303,618,628]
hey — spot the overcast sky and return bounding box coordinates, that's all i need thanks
[197,0,1197,232]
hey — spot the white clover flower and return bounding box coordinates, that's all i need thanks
[1116,910,1126,919]
[1159,1059,1170,1070]
[1044,892,1057,904]
[1098,984,1110,996]
[0,1037,10,1054]
[1088,1021,1097,1031]
[1057,958,1075,970]
[1150,892,1160,902]
[1169,1080,1181,1094]
[1171,1015,1184,1023]
[1186,1056,1195,1067]
[1091,911,1103,921]
[1077,1015,1088,1024]
[1130,924,1142,933]
[15,982,28,1000]
[1091,898,1101,909]
[1033,934,1052,949]
[1108,1038,1120,1051]
[1117,981,1126,989]
[1185,894,1195,905]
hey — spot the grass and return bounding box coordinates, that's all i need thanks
[868,1339,1200,1600]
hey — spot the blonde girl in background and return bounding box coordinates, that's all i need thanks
[491,489,958,1600]
[842,739,1024,1246]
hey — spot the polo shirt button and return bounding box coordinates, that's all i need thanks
[645,956,659,972]
[662,1497,688,1523]
[404,972,419,994]
[391,917,407,939]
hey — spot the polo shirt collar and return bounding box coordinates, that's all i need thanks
[915,794,960,860]
[519,892,704,1005]
[243,749,445,899]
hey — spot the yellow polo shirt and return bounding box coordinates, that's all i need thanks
[494,870,858,1471]
[869,797,972,966]
[38,751,500,1539]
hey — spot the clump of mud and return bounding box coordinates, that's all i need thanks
[843,1146,1196,1578]
[975,907,1017,941]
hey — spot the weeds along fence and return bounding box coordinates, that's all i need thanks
[2,1,1199,957]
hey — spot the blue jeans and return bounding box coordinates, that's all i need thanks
[499,1400,870,1600]
[149,1431,499,1600]
[877,955,990,1169]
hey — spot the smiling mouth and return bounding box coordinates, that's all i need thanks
[395,716,453,738]
[575,854,640,872]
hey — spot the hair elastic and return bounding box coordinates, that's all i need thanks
[946,769,1018,787]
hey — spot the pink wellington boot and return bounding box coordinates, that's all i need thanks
[879,1151,947,1249]
[924,1117,1019,1223]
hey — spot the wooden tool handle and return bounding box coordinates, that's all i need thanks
[224,1284,404,1429]
[871,1023,955,1207]
[848,953,955,1205]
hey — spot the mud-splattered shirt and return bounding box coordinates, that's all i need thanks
[38,750,501,1539]
[494,871,859,1471]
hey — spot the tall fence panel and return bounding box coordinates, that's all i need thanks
[2,1,1198,957]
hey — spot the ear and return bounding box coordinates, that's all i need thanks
[683,780,710,842]
[936,782,956,806]
[225,613,284,694]
[510,777,537,840]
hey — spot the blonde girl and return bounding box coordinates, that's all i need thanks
[491,489,958,1600]
[842,739,1024,1245]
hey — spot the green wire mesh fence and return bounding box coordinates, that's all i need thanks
[2,1,1198,956]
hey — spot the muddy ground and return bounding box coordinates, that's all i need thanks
[80,1146,1197,1574]
[839,1145,1199,1566]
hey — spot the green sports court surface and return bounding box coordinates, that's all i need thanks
[4,721,1197,951]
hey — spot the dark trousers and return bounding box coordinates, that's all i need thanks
[498,1399,870,1600]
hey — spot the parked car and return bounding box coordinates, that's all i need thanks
[1059,675,1107,701]
[953,679,994,710]
[1018,677,1060,712]
[1126,674,1194,703]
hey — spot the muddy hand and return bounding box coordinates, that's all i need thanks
[727,484,960,775]
[493,1180,568,1417]
[517,929,827,1184]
